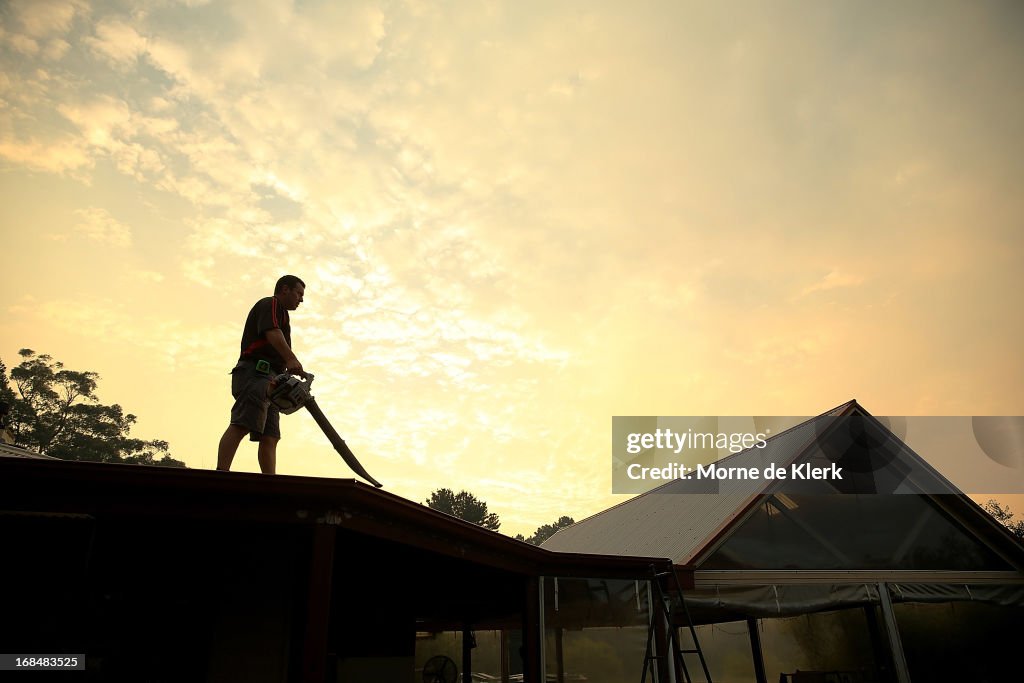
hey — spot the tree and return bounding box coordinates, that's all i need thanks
[982,499,1024,539]
[1,349,185,467]
[515,515,576,545]
[425,488,501,531]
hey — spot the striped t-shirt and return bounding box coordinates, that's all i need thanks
[238,296,292,372]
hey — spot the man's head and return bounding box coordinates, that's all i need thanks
[275,275,306,310]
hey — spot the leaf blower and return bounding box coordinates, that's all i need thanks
[269,372,383,488]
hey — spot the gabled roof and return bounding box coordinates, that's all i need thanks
[542,400,1024,570]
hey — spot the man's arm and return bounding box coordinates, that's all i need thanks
[265,328,304,374]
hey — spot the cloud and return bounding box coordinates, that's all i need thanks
[0,136,91,174]
[1,1,1022,529]
[42,37,70,61]
[84,18,147,67]
[3,32,39,56]
[225,0,387,74]
[57,96,133,146]
[73,207,132,247]
[10,295,236,374]
[799,270,866,298]
[49,93,183,181]
[6,0,86,39]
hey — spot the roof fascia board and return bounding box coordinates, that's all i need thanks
[694,569,1024,586]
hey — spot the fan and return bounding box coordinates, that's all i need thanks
[422,654,458,683]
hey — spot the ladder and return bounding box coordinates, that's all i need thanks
[640,561,713,683]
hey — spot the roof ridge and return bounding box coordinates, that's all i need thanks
[548,400,860,543]
[625,399,859,495]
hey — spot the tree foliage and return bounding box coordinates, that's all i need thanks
[425,488,501,531]
[515,515,576,545]
[982,499,1024,539]
[1,349,184,467]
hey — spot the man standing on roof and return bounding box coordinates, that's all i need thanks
[216,275,305,474]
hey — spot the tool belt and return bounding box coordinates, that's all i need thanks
[235,358,278,376]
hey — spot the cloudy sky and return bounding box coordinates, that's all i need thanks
[1,0,1022,535]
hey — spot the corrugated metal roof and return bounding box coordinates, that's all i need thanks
[0,442,58,459]
[542,401,859,563]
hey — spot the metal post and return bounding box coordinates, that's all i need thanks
[863,605,890,683]
[524,578,541,683]
[747,617,767,683]
[877,582,912,683]
[653,601,673,683]
[301,525,336,683]
[554,628,565,683]
[538,576,547,682]
[500,630,510,683]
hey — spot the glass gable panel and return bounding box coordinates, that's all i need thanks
[701,494,1012,570]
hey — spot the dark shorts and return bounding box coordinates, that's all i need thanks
[230,361,281,441]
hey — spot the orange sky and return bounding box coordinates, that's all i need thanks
[2,0,1023,536]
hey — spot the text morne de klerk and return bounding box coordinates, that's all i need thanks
[626,462,843,481]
